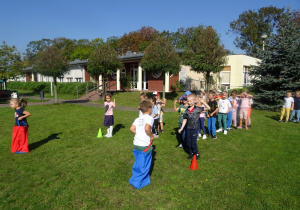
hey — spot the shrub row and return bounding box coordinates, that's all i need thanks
[7,81,94,95]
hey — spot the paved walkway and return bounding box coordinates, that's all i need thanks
[0,96,174,112]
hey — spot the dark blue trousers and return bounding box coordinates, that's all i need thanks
[186,129,199,155]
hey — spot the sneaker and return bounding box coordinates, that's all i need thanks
[227,127,232,131]
[198,133,202,138]
[106,134,112,138]
[179,144,183,148]
[237,126,242,129]
[196,154,200,160]
[104,134,110,137]
[278,120,282,122]
[285,121,289,123]
[160,130,164,133]
[202,134,207,140]
[248,125,251,128]
[212,135,217,140]
[216,128,222,132]
[245,127,248,130]
[187,154,193,159]
[296,121,299,124]
[291,119,296,122]
[224,130,227,135]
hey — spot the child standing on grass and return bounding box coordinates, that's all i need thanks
[154,92,166,133]
[151,97,159,137]
[216,91,231,135]
[129,100,154,189]
[230,91,239,128]
[196,94,207,140]
[279,91,294,123]
[206,92,218,140]
[289,91,300,123]
[178,94,210,160]
[237,92,253,130]
[10,98,31,153]
[104,94,115,138]
[174,95,188,148]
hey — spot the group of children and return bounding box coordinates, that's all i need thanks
[9,89,299,190]
[279,90,300,123]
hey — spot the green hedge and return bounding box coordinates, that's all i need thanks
[7,81,94,95]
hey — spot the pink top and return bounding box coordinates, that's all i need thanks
[199,105,205,118]
[240,98,249,108]
[104,101,114,115]
[232,98,239,110]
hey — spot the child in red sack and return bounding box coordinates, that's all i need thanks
[10,98,31,153]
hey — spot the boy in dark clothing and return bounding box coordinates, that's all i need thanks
[206,92,219,139]
[178,94,210,160]
[289,91,300,123]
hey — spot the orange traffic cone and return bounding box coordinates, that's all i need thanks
[189,155,199,170]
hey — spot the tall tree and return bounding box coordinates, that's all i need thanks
[250,12,300,110]
[87,44,123,99]
[25,39,52,65]
[33,46,69,103]
[182,26,228,91]
[106,36,120,52]
[117,26,159,54]
[229,6,285,56]
[141,36,181,99]
[0,41,24,85]
[52,37,77,60]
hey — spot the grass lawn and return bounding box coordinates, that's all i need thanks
[0,104,299,209]
[16,89,79,100]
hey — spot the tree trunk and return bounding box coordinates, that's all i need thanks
[205,73,211,92]
[162,74,166,100]
[53,77,58,104]
[103,75,107,101]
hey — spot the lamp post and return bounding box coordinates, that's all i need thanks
[261,33,268,51]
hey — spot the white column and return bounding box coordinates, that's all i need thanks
[138,62,142,90]
[99,75,102,90]
[116,69,120,90]
[164,72,170,92]
[31,72,34,81]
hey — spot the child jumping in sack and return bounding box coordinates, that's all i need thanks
[129,100,155,189]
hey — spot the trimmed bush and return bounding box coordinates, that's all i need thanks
[7,81,93,95]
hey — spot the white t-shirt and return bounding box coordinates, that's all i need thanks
[218,99,232,113]
[133,114,154,147]
[283,97,294,108]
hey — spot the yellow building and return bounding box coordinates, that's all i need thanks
[182,54,261,91]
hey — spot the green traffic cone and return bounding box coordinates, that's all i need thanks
[97,128,103,138]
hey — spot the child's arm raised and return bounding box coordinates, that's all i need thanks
[18,110,31,120]
[145,124,154,139]
[200,99,210,110]
[113,99,116,107]
[174,100,179,112]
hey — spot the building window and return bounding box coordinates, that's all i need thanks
[59,77,64,82]
[121,69,126,77]
[220,66,230,88]
[76,78,83,82]
[152,72,162,78]
[67,78,72,82]
[112,72,117,80]
[243,66,251,86]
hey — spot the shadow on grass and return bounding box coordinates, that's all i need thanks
[171,127,181,147]
[150,145,156,176]
[266,114,281,121]
[113,124,125,135]
[29,132,62,151]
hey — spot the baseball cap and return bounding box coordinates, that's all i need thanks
[153,91,158,96]
[179,94,188,100]
[185,91,191,95]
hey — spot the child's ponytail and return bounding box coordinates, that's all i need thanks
[19,98,28,109]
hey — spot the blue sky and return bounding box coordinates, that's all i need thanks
[1,0,299,55]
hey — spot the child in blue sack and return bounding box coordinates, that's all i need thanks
[129,100,154,189]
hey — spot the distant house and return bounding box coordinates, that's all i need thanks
[12,53,260,92]
[183,54,261,91]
